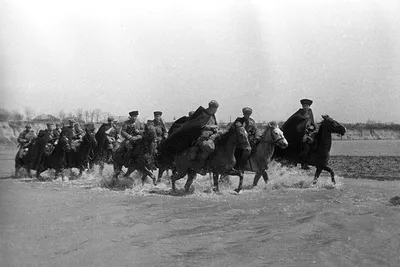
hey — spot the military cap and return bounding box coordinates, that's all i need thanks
[46,122,54,126]
[300,99,313,106]
[25,124,32,129]
[68,118,76,123]
[129,111,139,116]
[188,111,195,116]
[242,107,252,114]
[107,116,114,122]
[56,123,62,127]
[208,100,219,108]
[154,111,162,116]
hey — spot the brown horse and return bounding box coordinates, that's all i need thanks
[274,115,346,184]
[171,123,251,193]
[236,123,289,188]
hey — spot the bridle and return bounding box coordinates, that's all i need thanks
[260,127,284,145]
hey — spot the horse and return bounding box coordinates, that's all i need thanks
[65,131,98,176]
[35,135,72,180]
[170,123,251,193]
[274,115,346,184]
[111,123,158,186]
[236,122,289,188]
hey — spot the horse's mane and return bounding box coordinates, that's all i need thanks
[214,125,237,147]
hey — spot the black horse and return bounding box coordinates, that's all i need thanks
[111,123,158,186]
[274,115,346,184]
[65,131,98,176]
[35,135,72,180]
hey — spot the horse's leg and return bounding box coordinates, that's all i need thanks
[142,167,156,186]
[312,168,323,185]
[252,172,262,187]
[261,169,269,184]
[99,161,104,176]
[225,169,244,193]
[212,172,220,192]
[322,165,335,184]
[157,167,165,183]
[124,167,135,179]
[184,170,197,192]
[171,171,186,192]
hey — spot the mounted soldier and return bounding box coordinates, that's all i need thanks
[283,98,318,169]
[159,100,220,174]
[16,124,36,159]
[151,111,168,146]
[233,107,260,171]
[52,123,62,139]
[121,111,144,159]
[95,116,119,162]
[61,119,84,152]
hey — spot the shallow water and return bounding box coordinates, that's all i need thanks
[1,149,400,266]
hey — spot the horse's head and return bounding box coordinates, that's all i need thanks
[84,131,98,148]
[320,115,346,136]
[58,135,71,152]
[233,122,251,153]
[144,122,157,141]
[262,121,288,148]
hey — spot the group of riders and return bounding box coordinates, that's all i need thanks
[16,98,318,177]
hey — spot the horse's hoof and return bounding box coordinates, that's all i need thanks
[233,189,242,194]
[312,180,317,186]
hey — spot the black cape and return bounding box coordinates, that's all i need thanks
[159,106,216,158]
[168,116,190,135]
[282,108,316,146]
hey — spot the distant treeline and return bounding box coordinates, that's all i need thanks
[342,122,400,131]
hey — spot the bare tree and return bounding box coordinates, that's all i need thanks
[67,112,73,118]
[58,109,66,121]
[75,108,83,122]
[11,110,23,121]
[84,110,90,122]
[0,108,11,121]
[93,108,102,123]
[89,110,95,122]
[24,107,35,121]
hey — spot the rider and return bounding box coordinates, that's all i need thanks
[121,111,144,158]
[188,100,220,173]
[98,116,119,162]
[52,123,63,139]
[62,119,84,146]
[17,124,36,158]
[233,107,260,171]
[296,99,318,169]
[151,111,168,145]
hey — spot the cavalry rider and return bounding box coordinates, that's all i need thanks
[288,98,318,169]
[121,111,144,158]
[233,107,260,171]
[17,124,36,159]
[151,111,168,145]
[61,119,84,150]
[52,123,63,139]
[187,100,220,173]
[96,116,119,162]
[158,100,220,173]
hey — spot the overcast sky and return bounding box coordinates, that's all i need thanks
[1,0,400,123]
